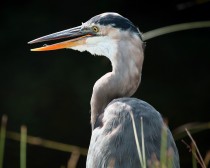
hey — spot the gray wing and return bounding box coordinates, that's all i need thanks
[86,98,180,168]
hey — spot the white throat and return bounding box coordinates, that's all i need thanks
[71,36,118,60]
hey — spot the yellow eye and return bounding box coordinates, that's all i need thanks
[92,26,99,33]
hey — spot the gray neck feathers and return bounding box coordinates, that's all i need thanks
[90,34,144,126]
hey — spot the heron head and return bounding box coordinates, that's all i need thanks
[28,12,143,58]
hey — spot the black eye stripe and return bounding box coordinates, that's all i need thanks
[90,14,137,33]
[85,13,143,41]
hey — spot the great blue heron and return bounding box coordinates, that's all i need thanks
[28,12,180,168]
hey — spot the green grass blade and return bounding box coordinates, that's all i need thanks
[0,115,7,168]
[20,126,27,168]
[129,111,143,167]
[167,148,174,168]
[6,131,88,155]
[173,122,210,140]
[186,129,206,168]
[160,125,167,168]
[143,21,210,40]
[192,143,198,168]
[167,154,173,168]
[140,117,146,168]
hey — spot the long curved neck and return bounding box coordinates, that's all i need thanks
[90,35,144,127]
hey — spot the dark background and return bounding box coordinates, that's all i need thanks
[1,0,210,167]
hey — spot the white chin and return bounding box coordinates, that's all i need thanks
[71,36,117,58]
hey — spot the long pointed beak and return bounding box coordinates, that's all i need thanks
[28,26,92,51]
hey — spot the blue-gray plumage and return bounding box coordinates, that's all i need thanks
[29,12,180,168]
[87,98,179,168]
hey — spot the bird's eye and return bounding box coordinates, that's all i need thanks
[92,26,99,33]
